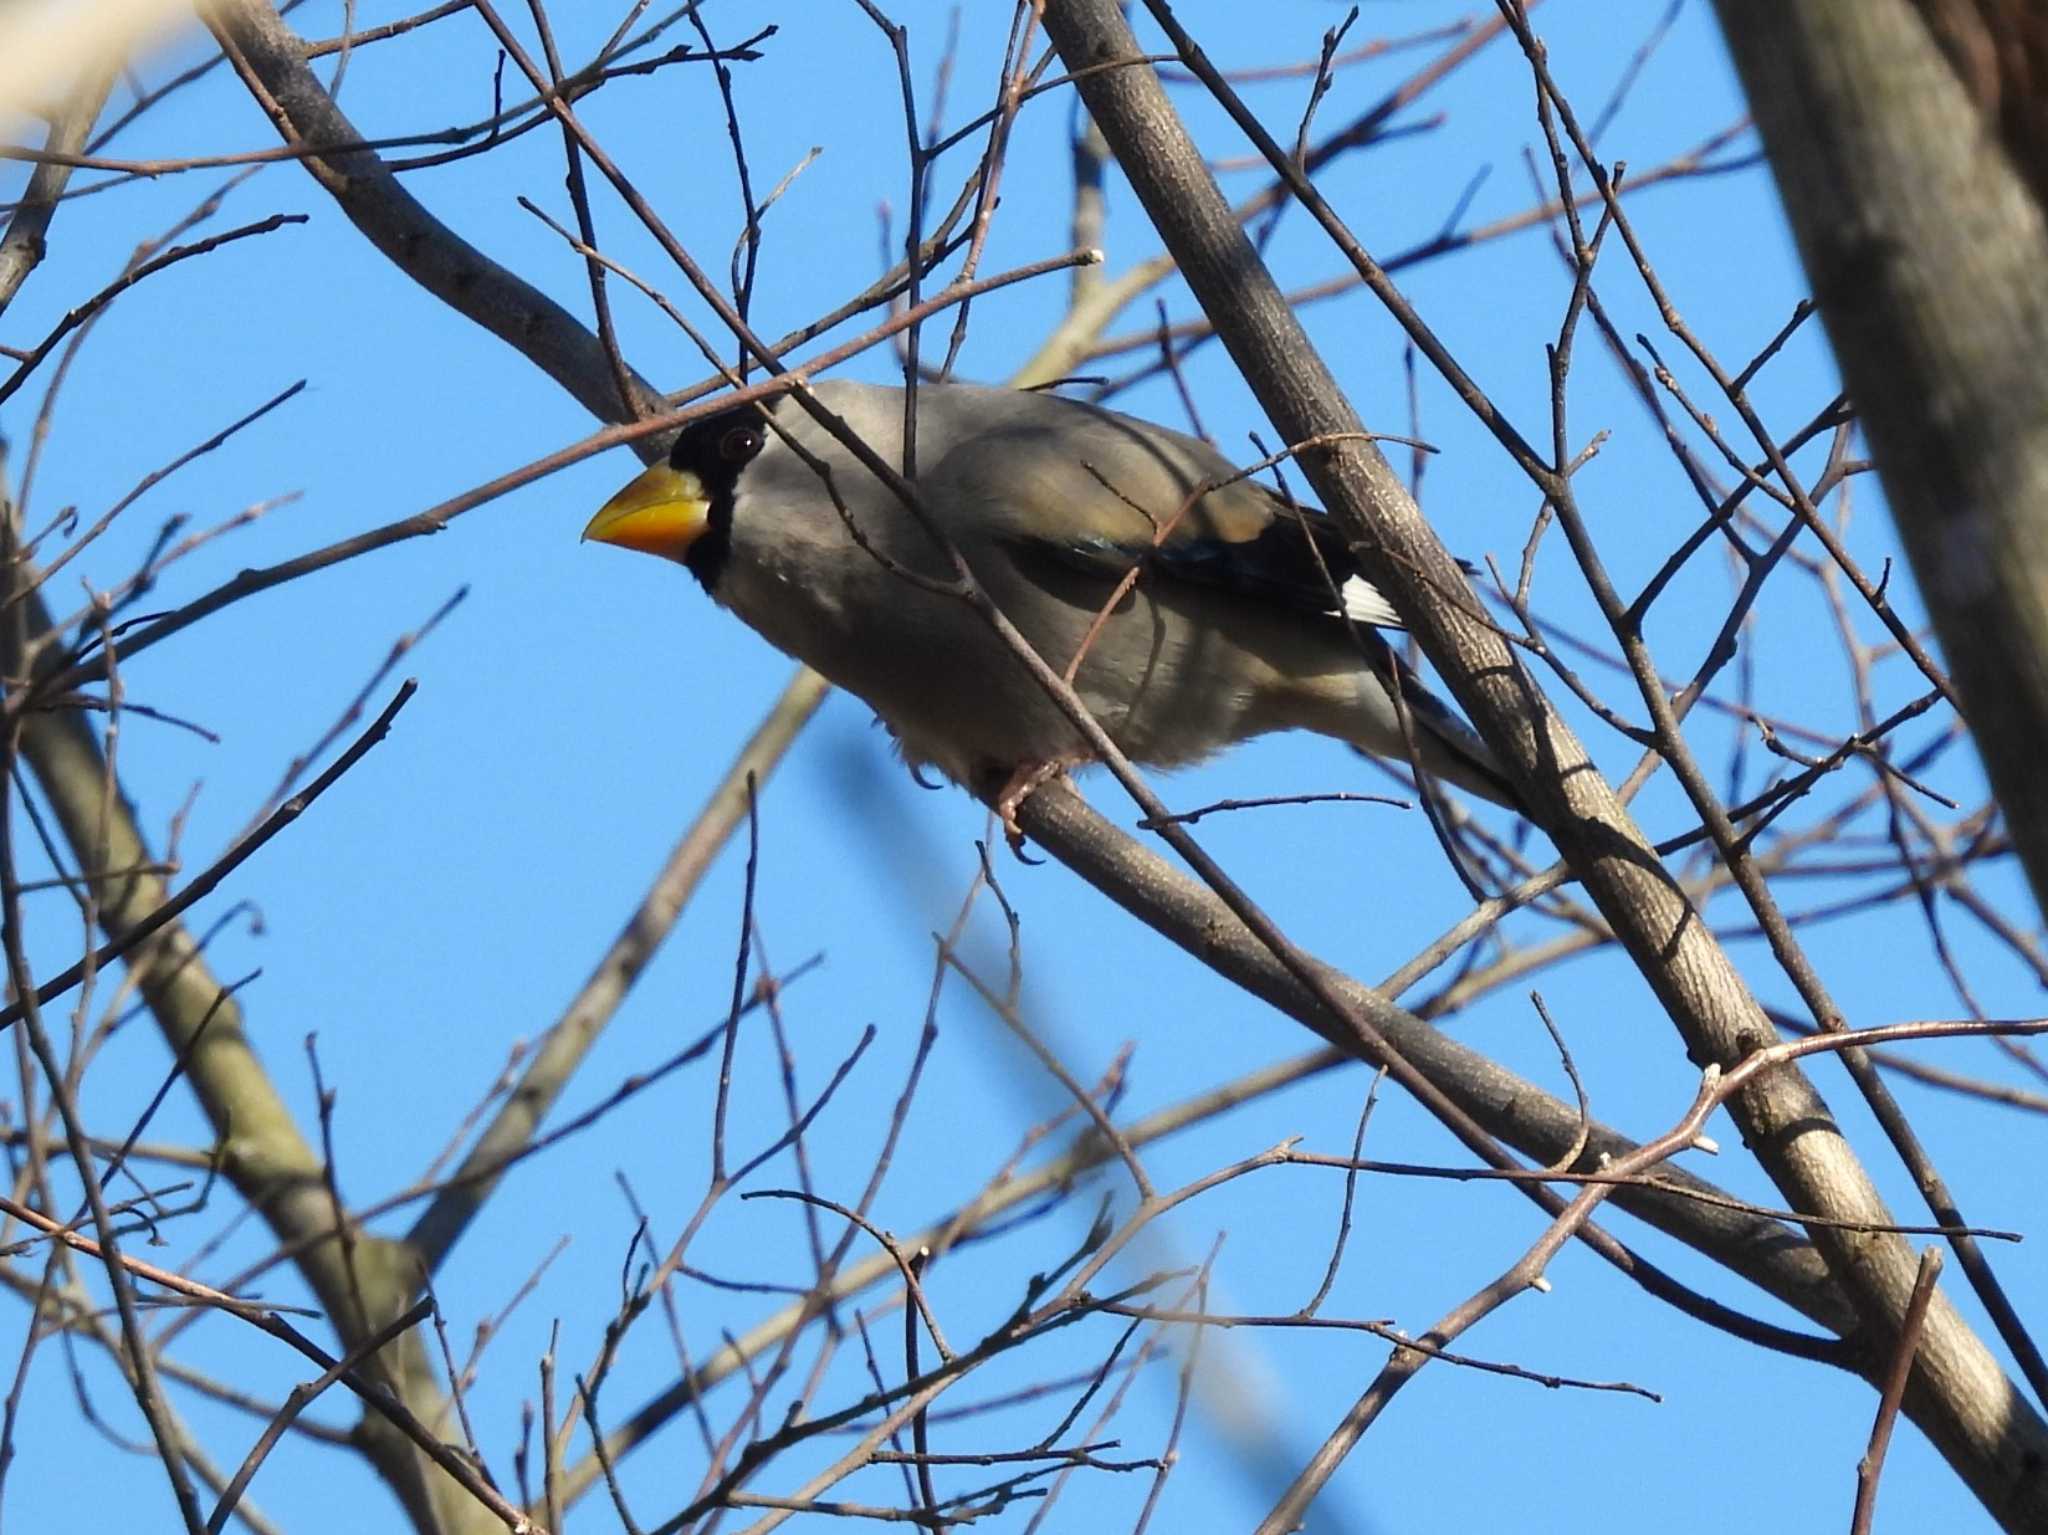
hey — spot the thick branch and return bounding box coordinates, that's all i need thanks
[208,0,666,429]
[0,67,115,315]
[11,588,474,1533]
[1017,782,1849,1333]
[1711,4,2048,920]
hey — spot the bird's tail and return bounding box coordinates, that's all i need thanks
[1383,667,1526,812]
[1304,647,1525,812]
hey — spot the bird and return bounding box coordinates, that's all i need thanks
[584,379,1518,833]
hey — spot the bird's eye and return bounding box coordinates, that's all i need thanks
[720,425,763,463]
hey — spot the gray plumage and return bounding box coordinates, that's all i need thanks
[591,379,1517,811]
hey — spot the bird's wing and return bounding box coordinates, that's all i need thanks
[1040,498,1409,629]
[924,399,1407,630]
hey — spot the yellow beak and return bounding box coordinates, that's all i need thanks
[583,462,710,563]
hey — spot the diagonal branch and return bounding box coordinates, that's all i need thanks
[206,0,668,428]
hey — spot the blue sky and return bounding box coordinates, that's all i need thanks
[1,2,2040,1530]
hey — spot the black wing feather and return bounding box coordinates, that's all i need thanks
[1014,501,1393,625]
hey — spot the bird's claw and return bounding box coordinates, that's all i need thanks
[994,760,1067,861]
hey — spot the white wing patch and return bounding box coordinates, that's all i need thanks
[1337,574,1405,630]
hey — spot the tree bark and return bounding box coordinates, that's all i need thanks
[1717,0,2048,921]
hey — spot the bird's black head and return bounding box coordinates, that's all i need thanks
[584,398,771,590]
[668,401,769,590]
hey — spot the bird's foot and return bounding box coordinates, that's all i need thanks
[993,759,1069,859]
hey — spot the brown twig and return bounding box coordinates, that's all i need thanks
[1852,1247,1944,1535]
[0,683,417,1031]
